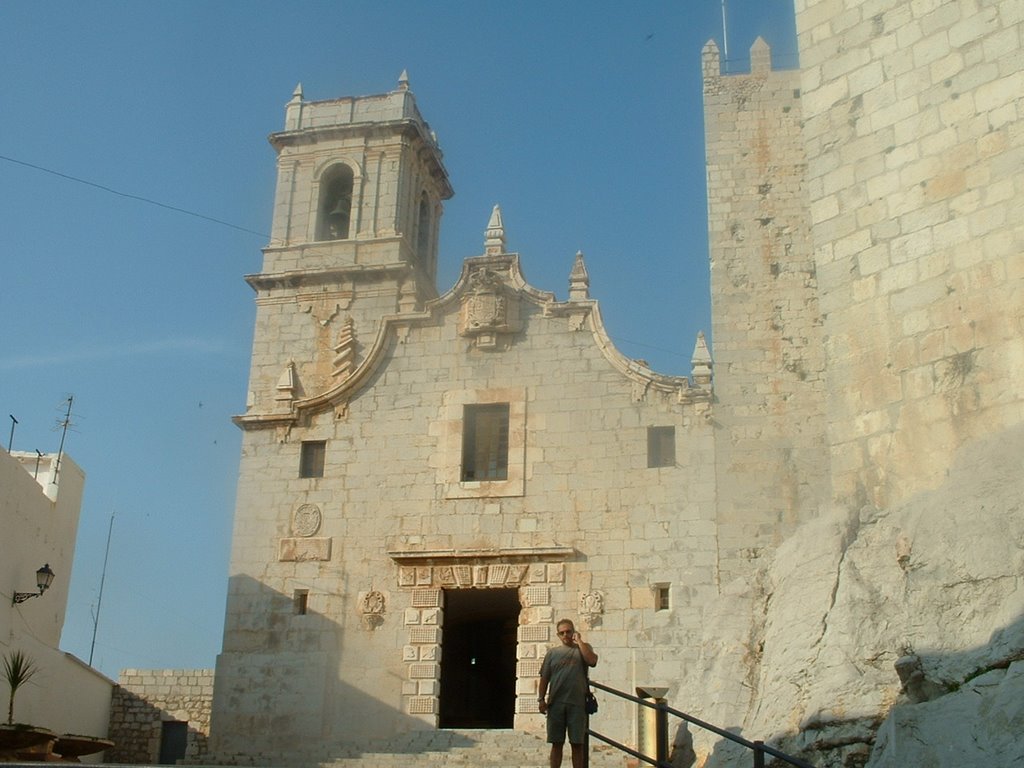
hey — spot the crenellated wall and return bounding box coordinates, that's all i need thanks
[702,38,830,584]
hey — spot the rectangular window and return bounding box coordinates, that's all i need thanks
[299,440,326,478]
[294,589,309,615]
[461,403,510,481]
[656,585,671,611]
[647,426,675,468]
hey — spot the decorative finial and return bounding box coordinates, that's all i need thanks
[484,204,505,255]
[691,331,713,387]
[569,251,590,300]
[291,83,304,101]
[398,69,410,91]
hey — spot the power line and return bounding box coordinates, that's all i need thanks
[0,153,269,239]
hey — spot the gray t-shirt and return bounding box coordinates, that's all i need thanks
[540,644,588,706]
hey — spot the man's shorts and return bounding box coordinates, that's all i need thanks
[546,701,587,745]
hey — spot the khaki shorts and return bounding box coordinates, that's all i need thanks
[546,701,587,745]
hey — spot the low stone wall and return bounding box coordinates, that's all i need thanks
[107,668,213,765]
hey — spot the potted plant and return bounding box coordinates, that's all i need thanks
[0,650,55,758]
[3,650,38,726]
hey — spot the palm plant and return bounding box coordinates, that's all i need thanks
[3,650,39,725]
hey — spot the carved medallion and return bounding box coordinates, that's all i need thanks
[292,504,322,537]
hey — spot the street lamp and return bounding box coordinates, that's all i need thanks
[12,564,55,605]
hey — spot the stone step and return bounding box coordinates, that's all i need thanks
[203,728,629,768]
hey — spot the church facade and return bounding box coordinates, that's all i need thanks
[210,76,719,758]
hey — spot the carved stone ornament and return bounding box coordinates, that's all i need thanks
[292,504,322,537]
[459,267,520,349]
[362,590,386,615]
[579,590,604,628]
[361,590,386,630]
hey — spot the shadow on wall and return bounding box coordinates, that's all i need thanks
[699,613,1024,768]
[207,574,480,764]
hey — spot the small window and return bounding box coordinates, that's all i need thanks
[299,440,326,478]
[647,426,676,468]
[294,589,309,615]
[655,585,671,612]
[416,192,431,265]
[462,403,510,481]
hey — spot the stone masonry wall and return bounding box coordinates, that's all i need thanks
[702,38,830,585]
[794,0,1024,510]
[107,668,213,765]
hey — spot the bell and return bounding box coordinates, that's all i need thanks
[325,196,351,239]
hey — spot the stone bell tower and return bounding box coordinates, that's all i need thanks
[242,72,453,418]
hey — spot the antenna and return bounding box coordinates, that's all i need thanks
[7,414,17,452]
[721,0,730,64]
[89,511,115,667]
[52,395,74,485]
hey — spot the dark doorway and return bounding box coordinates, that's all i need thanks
[438,587,519,728]
[158,720,188,764]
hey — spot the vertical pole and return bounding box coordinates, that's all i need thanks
[656,700,668,766]
[34,449,43,479]
[753,740,766,768]
[7,414,17,452]
[89,511,115,666]
[584,717,589,768]
[721,0,729,62]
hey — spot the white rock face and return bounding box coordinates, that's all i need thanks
[695,424,1024,767]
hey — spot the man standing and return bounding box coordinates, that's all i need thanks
[538,618,598,768]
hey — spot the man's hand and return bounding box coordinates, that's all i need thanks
[538,699,548,715]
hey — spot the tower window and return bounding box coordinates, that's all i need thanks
[294,589,309,615]
[647,426,676,468]
[299,440,326,478]
[317,164,354,240]
[462,403,510,481]
[416,192,432,267]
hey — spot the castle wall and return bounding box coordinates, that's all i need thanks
[702,40,830,583]
[794,0,1024,508]
[108,668,213,765]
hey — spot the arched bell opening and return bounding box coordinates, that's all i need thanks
[317,164,355,241]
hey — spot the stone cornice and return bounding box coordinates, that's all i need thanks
[387,546,576,565]
[244,261,412,292]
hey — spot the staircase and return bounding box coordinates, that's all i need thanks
[208,729,629,768]
[322,729,626,767]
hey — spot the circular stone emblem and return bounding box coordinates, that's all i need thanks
[292,504,322,537]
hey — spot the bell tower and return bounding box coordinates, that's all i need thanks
[242,73,453,418]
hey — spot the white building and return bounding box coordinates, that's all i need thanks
[1,450,112,749]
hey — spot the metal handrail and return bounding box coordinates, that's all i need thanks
[585,680,816,768]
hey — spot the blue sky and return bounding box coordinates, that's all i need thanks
[1,1,797,679]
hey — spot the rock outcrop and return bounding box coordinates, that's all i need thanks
[693,424,1024,767]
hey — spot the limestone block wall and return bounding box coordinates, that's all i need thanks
[107,669,213,765]
[703,39,830,583]
[212,256,718,757]
[794,0,1024,509]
